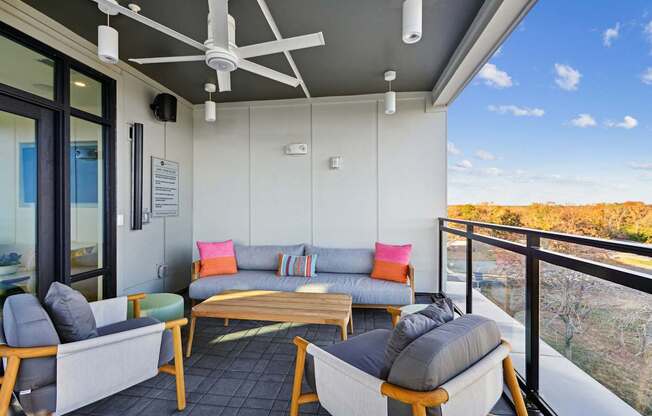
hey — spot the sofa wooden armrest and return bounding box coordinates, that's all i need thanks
[191,260,201,282]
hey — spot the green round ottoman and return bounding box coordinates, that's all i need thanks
[128,293,184,322]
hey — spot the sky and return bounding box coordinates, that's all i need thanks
[447,0,652,206]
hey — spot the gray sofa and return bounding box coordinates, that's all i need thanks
[190,244,415,307]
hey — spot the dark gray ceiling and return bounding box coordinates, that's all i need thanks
[23,0,483,103]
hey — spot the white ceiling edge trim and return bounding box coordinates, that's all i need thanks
[0,0,194,110]
[256,0,311,99]
[191,91,433,111]
[431,0,538,107]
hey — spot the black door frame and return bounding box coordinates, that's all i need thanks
[0,22,117,299]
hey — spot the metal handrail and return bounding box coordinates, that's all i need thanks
[437,217,652,416]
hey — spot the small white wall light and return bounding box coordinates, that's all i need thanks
[402,0,422,44]
[204,83,217,122]
[330,156,343,170]
[97,0,119,64]
[384,71,396,115]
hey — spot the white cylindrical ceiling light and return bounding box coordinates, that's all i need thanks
[402,0,422,44]
[205,101,216,122]
[384,91,396,115]
[98,25,119,64]
[204,83,217,122]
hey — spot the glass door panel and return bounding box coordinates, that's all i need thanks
[70,117,104,277]
[0,110,37,299]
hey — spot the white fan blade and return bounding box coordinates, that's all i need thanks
[238,60,300,87]
[217,71,231,92]
[93,0,207,52]
[208,0,229,50]
[236,33,325,59]
[129,55,206,65]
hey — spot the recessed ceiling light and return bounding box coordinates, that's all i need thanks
[73,81,87,87]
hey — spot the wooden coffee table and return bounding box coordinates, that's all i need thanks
[185,290,353,357]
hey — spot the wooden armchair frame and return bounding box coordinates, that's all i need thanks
[290,336,527,416]
[0,294,188,416]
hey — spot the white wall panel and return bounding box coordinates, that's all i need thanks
[250,104,312,245]
[312,101,378,247]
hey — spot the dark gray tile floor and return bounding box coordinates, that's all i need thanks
[60,301,520,416]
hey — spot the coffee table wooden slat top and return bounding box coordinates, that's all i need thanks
[185,290,353,357]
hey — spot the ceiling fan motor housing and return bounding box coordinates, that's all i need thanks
[205,14,238,71]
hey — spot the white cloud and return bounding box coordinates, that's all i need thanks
[642,68,652,85]
[645,21,652,47]
[455,160,473,170]
[488,104,544,117]
[628,161,652,170]
[603,23,620,46]
[447,142,461,155]
[483,167,503,176]
[474,150,496,161]
[605,115,638,129]
[554,63,581,91]
[570,113,597,128]
[477,64,513,88]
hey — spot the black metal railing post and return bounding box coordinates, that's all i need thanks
[525,233,541,392]
[438,219,444,294]
[466,224,474,314]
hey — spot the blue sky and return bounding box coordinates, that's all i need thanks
[448,0,652,205]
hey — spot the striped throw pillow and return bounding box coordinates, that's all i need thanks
[277,254,317,277]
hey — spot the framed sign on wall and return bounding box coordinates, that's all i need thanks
[151,157,179,217]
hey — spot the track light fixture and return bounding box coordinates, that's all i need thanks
[384,71,396,115]
[204,83,217,122]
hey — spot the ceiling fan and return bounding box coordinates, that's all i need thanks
[92,0,325,92]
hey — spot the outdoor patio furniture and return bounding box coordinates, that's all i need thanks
[190,244,415,309]
[127,292,184,322]
[186,290,353,357]
[0,292,187,415]
[290,312,527,416]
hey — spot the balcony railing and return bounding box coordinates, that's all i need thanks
[437,218,652,416]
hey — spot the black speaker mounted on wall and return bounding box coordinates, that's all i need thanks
[150,93,177,122]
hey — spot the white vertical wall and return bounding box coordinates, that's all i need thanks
[193,94,447,292]
[1,0,194,295]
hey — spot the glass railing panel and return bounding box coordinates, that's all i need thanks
[539,262,652,416]
[471,241,526,375]
[444,233,466,311]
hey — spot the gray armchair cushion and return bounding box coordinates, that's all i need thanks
[304,246,374,274]
[388,315,501,392]
[43,282,98,342]
[97,316,174,366]
[305,329,391,392]
[381,314,440,379]
[235,244,304,271]
[417,298,455,326]
[2,294,60,392]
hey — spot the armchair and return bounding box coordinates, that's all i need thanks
[0,293,187,416]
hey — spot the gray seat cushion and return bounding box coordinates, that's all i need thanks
[97,317,174,367]
[388,315,501,392]
[305,329,391,392]
[235,244,305,271]
[19,383,56,415]
[305,246,374,274]
[2,294,60,393]
[43,282,98,342]
[189,270,412,305]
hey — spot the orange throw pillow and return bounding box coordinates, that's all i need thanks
[196,240,238,277]
[371,242,412,283]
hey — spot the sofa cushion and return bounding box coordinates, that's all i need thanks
[43,282,98,342]
[388,315,501,391]
[2,294,61,393]
[18,383,56,415]
[197,240,237,277]
[97,317,174,367]
[235,244,304,271]
[305,246,374,274]
[305,329,391,391]
[189,270,412,305]
[277,254,317,277]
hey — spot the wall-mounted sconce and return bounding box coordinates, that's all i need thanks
[330,156,343,170]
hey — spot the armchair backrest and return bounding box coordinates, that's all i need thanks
[2,294,60,391]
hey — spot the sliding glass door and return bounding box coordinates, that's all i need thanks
[0,96,55,301]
